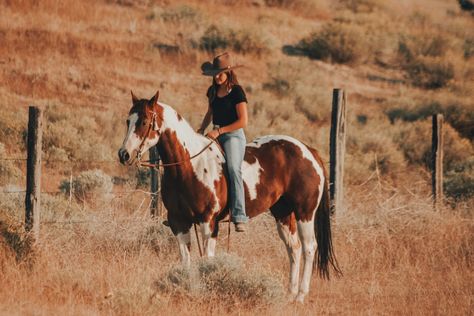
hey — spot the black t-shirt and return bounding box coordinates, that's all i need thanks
[208,85,247,126]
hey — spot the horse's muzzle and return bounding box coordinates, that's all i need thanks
[118,148,130,165]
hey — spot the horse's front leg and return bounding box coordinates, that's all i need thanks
[169,220,193,267]
[200,221,217,257]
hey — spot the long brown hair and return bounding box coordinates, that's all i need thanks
[207,70,240,105]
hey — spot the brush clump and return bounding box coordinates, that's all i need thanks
[157,253,285,308]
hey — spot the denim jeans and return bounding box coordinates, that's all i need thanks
[217,128,248,223]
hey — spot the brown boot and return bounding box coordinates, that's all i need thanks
[234,222,246,232]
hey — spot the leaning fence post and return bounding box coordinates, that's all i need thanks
[149,146,161,217]
[329,89,347,214]
[432,114,444,210]
[25,106,43,239]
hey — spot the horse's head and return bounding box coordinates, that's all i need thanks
[118,90,163,165]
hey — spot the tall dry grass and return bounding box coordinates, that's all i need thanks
[1,182,472,315]
[1,0,473,314]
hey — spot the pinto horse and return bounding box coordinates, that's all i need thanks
[118,91,340,302]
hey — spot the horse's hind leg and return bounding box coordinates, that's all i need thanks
[274,212,302,299]
[295,215,317,303]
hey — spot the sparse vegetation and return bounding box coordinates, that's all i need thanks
[0,0,472,314]
[397,34,455,89]
[59,169,113,203]
[296,22,367,64]
[199,25,269,55]
[0,143,22,186]
[157,254,285,307]
[386,101,474,140]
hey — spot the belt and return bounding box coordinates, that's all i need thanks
[213,124,221,130]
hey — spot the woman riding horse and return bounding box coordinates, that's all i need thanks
[198,52,249,232]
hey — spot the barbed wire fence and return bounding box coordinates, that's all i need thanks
[0,151,164,230]
[1,93,449,239]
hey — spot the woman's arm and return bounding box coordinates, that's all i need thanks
[218,102,248,134]
[198,106,213,134]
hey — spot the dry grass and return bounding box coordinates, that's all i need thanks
[0,185,472,315]
[1,0,473,314]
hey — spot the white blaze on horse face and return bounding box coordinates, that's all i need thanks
[242,158,263,200]
[248,135,325,206]
[120,113,141,155]
[160,103,225,214]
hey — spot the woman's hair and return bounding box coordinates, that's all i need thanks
[207,70,239,105]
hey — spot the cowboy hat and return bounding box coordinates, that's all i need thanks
[201,52,243,76]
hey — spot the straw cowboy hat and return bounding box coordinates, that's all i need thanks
[201,52,243,76]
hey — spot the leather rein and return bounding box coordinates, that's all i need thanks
[135,110,218,169]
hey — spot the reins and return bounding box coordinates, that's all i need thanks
[135,110,221,169]
[138,140,215,168]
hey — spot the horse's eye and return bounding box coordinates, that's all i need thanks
[126,119,130,125]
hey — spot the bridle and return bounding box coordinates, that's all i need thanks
[134,110,219,169]
[135,111,158,163]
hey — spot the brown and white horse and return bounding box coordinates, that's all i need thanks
[118,91,340,302]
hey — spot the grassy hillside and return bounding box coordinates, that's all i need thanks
[0,0,473,314]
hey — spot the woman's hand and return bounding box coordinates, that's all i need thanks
[206,129,220,139]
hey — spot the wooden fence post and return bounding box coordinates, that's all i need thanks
[329,89,347,214]
[432,114,444,210]
[25,106,43,239]
[149,146,161,217]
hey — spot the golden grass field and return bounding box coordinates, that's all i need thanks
[0,0,473,314]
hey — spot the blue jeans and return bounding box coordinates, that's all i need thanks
[217,128,248,223]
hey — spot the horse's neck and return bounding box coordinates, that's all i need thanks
[157,103,210,168]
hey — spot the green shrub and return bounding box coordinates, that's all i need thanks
[296,22,366,64]
[60,169,113,203]
[199,25,269,55]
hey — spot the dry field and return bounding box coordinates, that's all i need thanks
[1,0,473,315]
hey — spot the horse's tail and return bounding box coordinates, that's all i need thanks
[314,173,342,279]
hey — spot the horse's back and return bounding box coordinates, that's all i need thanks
[245,135,323,172]
[242,135,326,217]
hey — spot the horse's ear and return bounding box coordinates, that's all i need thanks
[131,91,138,103]
[151,90,160,106]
